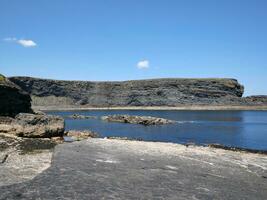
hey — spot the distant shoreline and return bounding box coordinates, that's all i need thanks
[34,105,267,111]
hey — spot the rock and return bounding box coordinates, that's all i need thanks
[67,114,97,119]
[0,136,12,151]
[0,116,15,124]
[101,115,175,125]
[208,144,267,155]
[0,117,20,135]
[107,136,143,141]
[0,75,32,117]
[0,113,64,138]
[1,154,8,164]
[15,113,65,138]
[107,136,129,140]
[1,138,267,199]
[9,77,246,107]
[0,134,57,154]
[50,137,64,144]
[245,95,267,105]
[65,130,98,140]
[33,110,46,115]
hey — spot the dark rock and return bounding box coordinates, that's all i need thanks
[67,114,97,119]
[15,138,57,154]
[106,136,143,141]
[1,154,8,164]
[0,75,32,117]
[76,98,88,105]
[101,115,175,125]
[0,136,11,151]
[9,77,246,107]
[106,136,129,140]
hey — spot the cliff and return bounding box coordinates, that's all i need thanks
[9,77,247,107]
[244,95,267,105]
[0,75,32,116]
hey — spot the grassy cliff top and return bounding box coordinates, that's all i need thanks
[0,74,20,89]
[0,74,5,82]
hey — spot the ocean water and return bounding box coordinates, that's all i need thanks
[46,110,267,151]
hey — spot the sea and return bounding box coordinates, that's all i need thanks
[46,110,267,151]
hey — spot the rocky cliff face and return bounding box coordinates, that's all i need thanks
[0,75,32,116]
[9,76,246,107]
[244,95,267,105]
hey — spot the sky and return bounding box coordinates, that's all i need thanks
[0,0,267,96]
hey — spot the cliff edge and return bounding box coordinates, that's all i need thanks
[9,77,247,107]
[0,75,32,116]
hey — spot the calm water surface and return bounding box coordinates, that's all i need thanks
[47,110,267,151]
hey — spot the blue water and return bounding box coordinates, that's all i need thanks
[46,110,267,151]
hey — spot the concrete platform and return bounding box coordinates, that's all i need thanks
[1,138,267,199]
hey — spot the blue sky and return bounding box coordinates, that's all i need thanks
[0,0,267,96]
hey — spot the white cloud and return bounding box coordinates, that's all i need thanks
[137,59,149,69]
[17,39,37,47]
[3,37,37,47]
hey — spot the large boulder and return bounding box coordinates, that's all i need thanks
[0,113,64,138]
[0,74,32,117]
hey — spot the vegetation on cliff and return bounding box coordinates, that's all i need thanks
[0,74,5,82]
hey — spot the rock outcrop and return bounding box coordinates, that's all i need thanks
[101,115,175,125]
[64,130,98,141]
[0,75,32,117]
[0,113,64,138]
[9,76,246,107]
[245,95,267,105]
[67,114,97,119]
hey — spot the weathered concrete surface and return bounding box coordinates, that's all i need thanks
[0,136,53,187]
[1,139,267,199]
[0,150,52,187]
